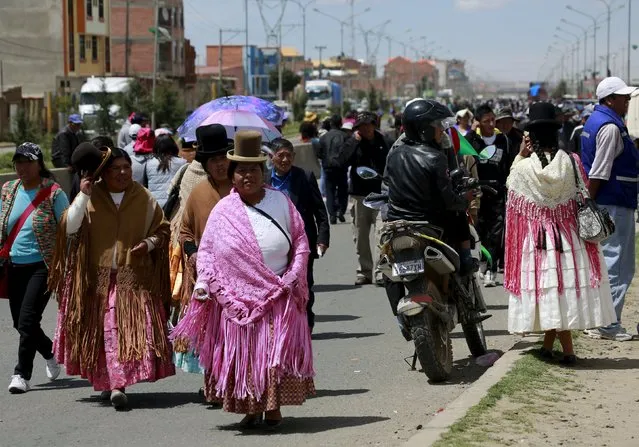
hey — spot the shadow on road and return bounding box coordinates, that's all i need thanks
[217,415,390,435]
[558,355,639,370]
[450,329,510,338]
[312,332,383,341]
[315,284,360,293]
[78,392,199,409]
[311,388,369,398]
[32,378,91,391]
[314,314,361,323]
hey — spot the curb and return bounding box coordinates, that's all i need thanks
[404,338,538,447]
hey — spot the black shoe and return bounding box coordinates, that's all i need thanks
[338,214,346,223]
[559,354,577,366]
[330,216,337,225]
[538,347,554,360]
[355,277,372,286]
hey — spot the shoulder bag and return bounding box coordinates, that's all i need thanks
[163,165,188,218]
[0,184,57,298]
[568,154,615,243]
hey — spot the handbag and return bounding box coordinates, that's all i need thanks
[163,165,188,219]
[0,184,57,299]
[568,154,615,243]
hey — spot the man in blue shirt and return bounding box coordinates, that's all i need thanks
[581,77,639,341]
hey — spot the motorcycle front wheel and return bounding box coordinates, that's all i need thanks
[409,312,452,382]
[462,320,487,357]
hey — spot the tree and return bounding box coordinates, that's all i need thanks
[552,80,568,99]
[154,84,186,129]
[269,69,302,97]
[292,91,308,122]
[94,80,117,136]
[116,79,152,120]
[368,86,379,112]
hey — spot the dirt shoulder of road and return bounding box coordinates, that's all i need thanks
[433,287,639,447]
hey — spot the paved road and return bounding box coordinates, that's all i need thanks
[0,221,516,447]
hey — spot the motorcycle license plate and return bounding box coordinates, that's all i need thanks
[392,259,425,276]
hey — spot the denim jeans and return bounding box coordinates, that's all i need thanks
[599,205,636,334]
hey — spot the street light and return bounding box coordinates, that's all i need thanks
[566,5,598,77]
[313,6,371,57]
[289,0,314,63]
[561,18,593,82]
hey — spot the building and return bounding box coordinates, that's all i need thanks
[384,56,438,97]
[110,0,186,78]
[0,0,65,96]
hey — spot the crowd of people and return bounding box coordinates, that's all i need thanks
[1,75,637,431]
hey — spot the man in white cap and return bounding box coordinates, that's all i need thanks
[581,77,638,341]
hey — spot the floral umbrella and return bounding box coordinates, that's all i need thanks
[177,95,284,141]
[180,109,281,143]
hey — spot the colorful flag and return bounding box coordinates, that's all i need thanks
[448,128,480,158]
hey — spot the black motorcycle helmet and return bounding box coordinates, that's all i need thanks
[403,99,455,144]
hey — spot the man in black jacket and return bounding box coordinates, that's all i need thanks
[341,112,390,285]
[466,104,513,287]
[52,114,83,168]
[319,114,348,224]
[269,139,330,330]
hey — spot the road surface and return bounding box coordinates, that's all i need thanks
[0,220,515,447]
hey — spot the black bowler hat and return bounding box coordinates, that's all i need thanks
[195,124,233,157]
[525,102,562,130]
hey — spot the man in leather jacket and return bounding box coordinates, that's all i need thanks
[383,99,475,315]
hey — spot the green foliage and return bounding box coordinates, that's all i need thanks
[95,80,117,136]
[269,69,302,97]
[55,95,74,114]
[354,90,367,101]
[154,84,186,129]
[367,86,379,112]
[116,79,153,119]
[292,91,308,122]
[8,108,41,146]
[552,79,569,99]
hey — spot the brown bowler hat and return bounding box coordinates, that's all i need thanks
[227,130,268,162]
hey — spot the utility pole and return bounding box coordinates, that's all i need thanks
[151,0,159,129]
[279,24,283,100]
[245,0,250,95]
[350,0,355,58]
[628,0,632,81]
[125,0,130,76]
[0,61,3,98]
[219,28,245,97]
[315,45,327,79]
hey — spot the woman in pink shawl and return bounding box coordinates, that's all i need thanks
[172,130,314,429]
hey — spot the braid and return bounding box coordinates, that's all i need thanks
[529,125,560,169]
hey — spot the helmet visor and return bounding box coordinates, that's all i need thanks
[430,117,456,131]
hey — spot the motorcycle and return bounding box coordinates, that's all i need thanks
[357,166,496,382]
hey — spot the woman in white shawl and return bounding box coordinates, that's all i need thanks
[504,102,615,364]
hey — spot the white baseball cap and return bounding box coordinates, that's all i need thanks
[341,122,353,131]
[596,76,638,100]
[128,123,142,138]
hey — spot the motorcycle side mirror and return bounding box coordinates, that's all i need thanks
[480,145,497,160]
[449,168,465,184]
[356,166,380,180]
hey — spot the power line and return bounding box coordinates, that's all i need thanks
[0,50,59,60]
[0,37,63,54]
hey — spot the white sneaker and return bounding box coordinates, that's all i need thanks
[110,389,128,409]
[45,357,61,381]
[483,271,496,288]
[584,328,633,341]
[8,375,30,394]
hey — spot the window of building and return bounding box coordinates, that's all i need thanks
[98,0,104,20]
[86,0,92,19]
[92,36,98,62]
[79,35,86,61]
[68,0,75,72]
[105,37,110,72]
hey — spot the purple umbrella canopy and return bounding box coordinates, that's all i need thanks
[177,95,284,142]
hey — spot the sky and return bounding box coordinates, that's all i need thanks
[184,0,638,84]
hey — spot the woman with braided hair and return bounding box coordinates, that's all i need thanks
[504,102,615,365]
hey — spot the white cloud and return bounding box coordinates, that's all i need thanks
[454,0,513,11]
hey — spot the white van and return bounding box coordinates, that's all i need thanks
[79,77,133,134]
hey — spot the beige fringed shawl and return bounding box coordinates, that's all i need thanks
[50,180,171,371]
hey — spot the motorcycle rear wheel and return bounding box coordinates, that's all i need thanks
[410,313,452,382]
[462,320,487,357]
